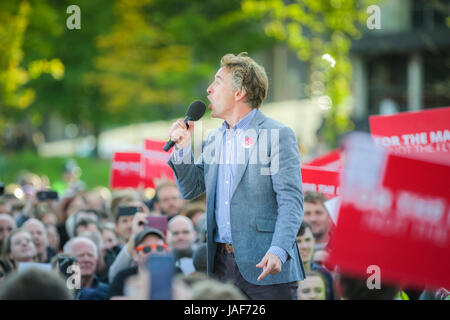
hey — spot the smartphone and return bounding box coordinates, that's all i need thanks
[146,216,168,236]
[36,190,58,201]
[117,206,142,216]
[147,253,175,300]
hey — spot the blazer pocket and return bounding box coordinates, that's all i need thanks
[255,217,277,232]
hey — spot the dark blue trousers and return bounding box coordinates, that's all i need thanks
[213,244,298,300]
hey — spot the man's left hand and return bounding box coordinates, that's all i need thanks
[256,253,282,281]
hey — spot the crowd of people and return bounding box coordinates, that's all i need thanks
[0,167,448,300]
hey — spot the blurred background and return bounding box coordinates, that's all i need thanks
[1,0,449,189]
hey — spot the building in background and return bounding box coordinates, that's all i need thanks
[351,0,450,131]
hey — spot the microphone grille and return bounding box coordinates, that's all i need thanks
[186,100,206,121]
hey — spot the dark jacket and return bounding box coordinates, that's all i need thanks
[76,276,110,300]
[108,266,138,298]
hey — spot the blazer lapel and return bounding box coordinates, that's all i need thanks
[230,110,265,200]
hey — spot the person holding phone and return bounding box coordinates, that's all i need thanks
[113,201,149,244]
[167,53,305,299]
[109,227,167,299]
[108,203,150,282]
[15,189,59,228]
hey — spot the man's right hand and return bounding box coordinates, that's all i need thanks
[168,119,194,149]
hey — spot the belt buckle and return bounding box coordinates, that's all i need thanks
[224,243,234,254]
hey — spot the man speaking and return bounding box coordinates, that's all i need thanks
[167,52,305,299]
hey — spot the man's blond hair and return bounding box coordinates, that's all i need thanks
[220,52,268,109]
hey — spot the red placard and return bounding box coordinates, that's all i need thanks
[110,152,142,189]
[301,165,340,198]
[305,149,341,170]
[302,150,342,198]
[141,139,175,188]
[369,106,450,164]
[328,135,450,290]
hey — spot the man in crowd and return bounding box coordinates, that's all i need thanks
[296,221,334,299]
[303,191,333,251]
[109,227,167,298]
[66,208,101,239]
[74,217,102,237]
[78,230,109,283]
[153,180,185,220]
[168,215,197,275]
[23,218,56,263]
[63,237,109,299]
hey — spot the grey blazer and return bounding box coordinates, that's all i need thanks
[168,109,305,285]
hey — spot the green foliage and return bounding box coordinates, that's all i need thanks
[0,1,64,129]
[24,0,116,134]
[1,0,274,154]
[0,150,110,189]
[88,0,274,122]
[1,0,385,151]
[242,0,378,147]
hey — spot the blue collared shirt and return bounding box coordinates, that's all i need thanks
[213,109,256,245]
[174,109,287,263]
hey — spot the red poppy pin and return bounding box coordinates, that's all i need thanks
[244,137,254,148]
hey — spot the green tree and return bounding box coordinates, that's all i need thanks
[2,0,273,155]
[22,0,115,155]
[3,0,273,155]
[0,0,64,146]
[89,0,274,122]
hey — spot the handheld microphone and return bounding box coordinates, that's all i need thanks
[163,100,206,152]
